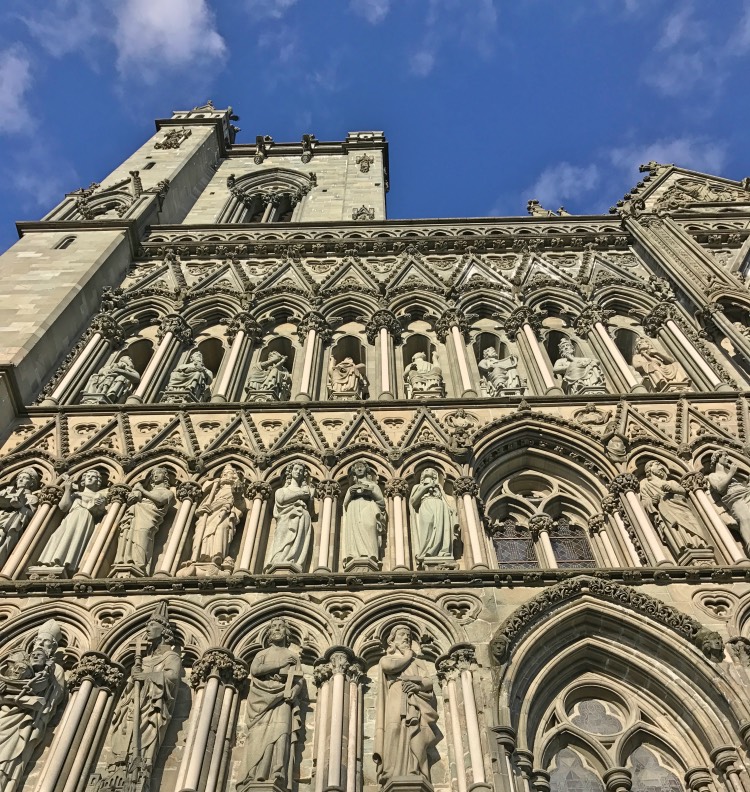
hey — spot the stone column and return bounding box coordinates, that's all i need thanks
[529,515,557,569]
[601,494,645,567]
[643,302,732,392]
[127,314,193,403]
[530,770,551,792]
[588,514,620,566]
[315,479,340,572]
[365,309,401,400]
[455,476,489,569]
[313,660,333,792]
[296,310,332,401]
[515,750,535,792]
[502,307,560,395]
[437,652,468,792]
[436,307,477,396]
[177,648,247,792]
[609,474,672,566]
[385,478,410,570]
[75,484,131,578]
[700,302,750,372]
[711,746,748,792]
[684,767,714,792]
[41,313,126,406]
[154,481,203,576]
[0,485,61,579]
[490,726,519,792]
[37,652,125,792]
[603,768,632,792]
[235,481,272,573]
[211,312,261,402]
[574,304,645,393]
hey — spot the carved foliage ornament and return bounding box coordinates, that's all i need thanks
[154,127,192,150]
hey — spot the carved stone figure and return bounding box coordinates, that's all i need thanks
[639,461,711,561]
[266,462,314,572]
[410,468,458,568]
[106,602,182,791]
[81,355,141,404]
[707,451,750,551]
[189,464,246,569]
[403,352,445,398]
[374,624,438,788]
[632,337,688,392]
[552,337,605,394]
[0,468,40,568]
[328,356,368,399]
[236,617,303,791]
[245,351,292,402]
[478,347,523,395]
[113,467,175,577]
[0,620,64,791]
[162,350,213,402]
[35,470,107,575]
[343,461,386,570]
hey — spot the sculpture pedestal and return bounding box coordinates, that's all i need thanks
[381,777,433,792]
[236,781,286,792]
[27,564,67,580]
[176,559,233,578]
[419,556,458,571]
[344,557,381,572]
[161,389,201,404]
[265,561,303,575]
[678,546,716,567]
[109,563,146,579]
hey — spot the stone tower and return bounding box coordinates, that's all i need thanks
[0,103,749,792]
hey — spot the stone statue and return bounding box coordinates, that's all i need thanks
[81,355,141,404]
[0,468,40,568]
[106,601,182,791]
[632,337,687,392]
[0,620,65,791]
[342,461,386,570]
[639,461,710,559]
[410,468,458,567]
[374,624,438,787]
[328,356,368,399]
[113,467,175,576]
[552,337,605,394]
[163,350,213,402]
[190,464,246,567]
[478,347,523,395]
[245,351,292,402]
[403,352,445,398]
[236,617,303,791]
[266,462,314,572]
[35,470,107,575]
[707,451,750,550]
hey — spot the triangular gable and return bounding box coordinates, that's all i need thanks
[320,259,380,293]
[586,254,644,288]
[683,403,740,446]
[449,254,515,294]
[398,407,451,451]
[620,403,675,446]
[68,416,123,456]
[518,253,578,291]
[385,254,447,293]
[254,259,317,295]
[202,411,262,454]
[6,417,57,456]
[268,410,330,454]
[188,261,247,295]
[334,409,392,454]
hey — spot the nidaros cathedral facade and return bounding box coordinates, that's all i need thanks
[4,102,750,792]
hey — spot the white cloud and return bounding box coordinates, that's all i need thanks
[6,144,79,213]
[114,0,226,81]
[350,0,391,25]
[525,162,601,210]
[610,137,727,176]
[22,1,104,59]
[410,49,436,77]
[0,46,32,134]
[245,0,299,20]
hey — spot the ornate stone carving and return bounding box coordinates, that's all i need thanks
[300,133,316,163]
[297,310,332,343]
[654,177,749,212]
[403,352,445,399]
[91,312,126,346]
[454,476,479,498]
[154,127,192,149]
[34,470,108,577]
[0,468,40,568]
[632,337,689,392]
[552,337,606,395]
[502,306,544,337]
[162,350,213,403]
[254,134,272,164]
[156,313,192,344]
[707,451,750,552]
[609,474,640,497]
[69,652,125,693]
[81,355,141,404]
[374,624,438,787]
[478,347,524,395]
[236,617,303,791]
[410,468,458,568]
[315,479,341,500]
[328,356,368,400]
[245,351,292,402]
[112,467,175,577]
[343,461,386,571]
[190,648,247,688]
[573,303,613,337]
[266,462,314,573]
[103,601,182,791]
[642,302,675,337]
[384,478,410,498]
[176,481,203,503]
[352,205,375,220]
[356,153,374,173]
[364,309,402,345]
[226,312,261,343]
[435,307,470,343]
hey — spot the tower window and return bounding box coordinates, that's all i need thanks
[54,236,76,250]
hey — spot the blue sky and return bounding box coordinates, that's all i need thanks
[1,0,750,253]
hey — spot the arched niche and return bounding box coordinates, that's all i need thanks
[401,331,445,398]
[328,333,368,400]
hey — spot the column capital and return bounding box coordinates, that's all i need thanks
[39,485,64,506]
[246,480,272,500]
[315,479,341,500]
[490,725,517,753]
[609,473,640,497]
[298,310,333,343]
[531,769,551,792]
[157,313,192,344]
[710,745,741,773]
[190,647,248,689]
[226,311,261,342]
[436,642,476,681]
[642,301,676,337]
[454,476,479,498]
[573,302,613,336]
[680,471,706,492]
[588,514,606,535]
[684,767,713,792]
[603,767,632,792]
[435,654,460,683]
[529,513,553,538]
[365,309,402,345]
[502,305,544,336]
[325,646,354,675]
[346,658,366,685]
[177,480,203,502]
[107,484,132,504]
[313,660,333,687]
[69,651,126,693]
[91,312,126,347]
[435,307,470,342]
[384,477,410,498]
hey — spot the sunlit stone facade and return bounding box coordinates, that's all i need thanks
[1,102,750,791]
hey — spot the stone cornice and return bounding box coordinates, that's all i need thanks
[16,219,143,258]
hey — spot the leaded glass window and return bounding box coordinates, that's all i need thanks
[550,518,596,568]
[628,746,683,792]
[570,700,623,736]
[491,519,539,569]
[549,748,604,792]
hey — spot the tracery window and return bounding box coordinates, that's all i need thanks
[549,748,604,792]
[219,168,315,223]
[490,519,538,569]
[550,518,596,568]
